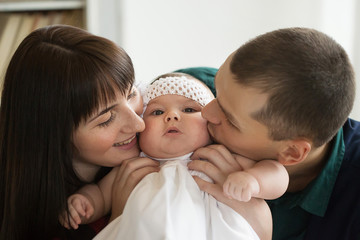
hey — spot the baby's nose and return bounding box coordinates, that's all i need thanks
[165,111,180,122]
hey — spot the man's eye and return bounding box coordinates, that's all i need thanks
[184,108,196,113]
[226,118,237,128]
[152,110,164,115]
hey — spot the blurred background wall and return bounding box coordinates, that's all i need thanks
[0,0,360,120]
[83,0,360,120]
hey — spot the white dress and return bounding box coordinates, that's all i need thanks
[94,153,259,240]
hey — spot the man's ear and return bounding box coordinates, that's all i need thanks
[278,139,311,166]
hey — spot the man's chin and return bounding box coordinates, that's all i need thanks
[209,133,224,145]
[209,135,217,144]
[207,125,219,144]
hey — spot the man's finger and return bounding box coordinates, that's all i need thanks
[192,176,227,202]
[188,160,226,184]
[207,145,240,169]
[191,146,240,174]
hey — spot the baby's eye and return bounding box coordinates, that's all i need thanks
[152,110,164,115]
[183,108,196,113]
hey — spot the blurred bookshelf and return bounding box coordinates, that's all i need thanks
[0,0,88,87]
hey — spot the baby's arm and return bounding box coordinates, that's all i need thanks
[60,168,117,229]
[223,155,289,201]
[60,156,161,228]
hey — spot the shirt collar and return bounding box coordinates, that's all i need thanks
[271,128,345,216]
[299,128,344,216]
[139,152,193,162]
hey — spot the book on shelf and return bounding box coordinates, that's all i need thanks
[0,9,85,83]
[0,13,22,80]
[12,13,34,52]
[0,13,8,37]
[62,9,84,28]
[51,11,64,25]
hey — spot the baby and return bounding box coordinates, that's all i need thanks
[62,73,289,239]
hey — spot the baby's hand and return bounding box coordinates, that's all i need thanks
[223,171,260,202]
[59,193,94,229]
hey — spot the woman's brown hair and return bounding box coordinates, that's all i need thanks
[0,25,134,239]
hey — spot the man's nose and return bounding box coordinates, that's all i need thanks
[202,99,221,125]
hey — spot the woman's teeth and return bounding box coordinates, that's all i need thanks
[113,136,135,147]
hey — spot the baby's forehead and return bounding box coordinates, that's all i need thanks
[143,76,214,107]
[147,94,201,106]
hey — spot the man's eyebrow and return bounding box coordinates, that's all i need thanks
[88,104,117,123]
[214,71,241,129]
[214,71,218,89]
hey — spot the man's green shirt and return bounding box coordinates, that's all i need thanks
[267,129,345,240]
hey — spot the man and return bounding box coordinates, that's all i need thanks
[186,28,360,239]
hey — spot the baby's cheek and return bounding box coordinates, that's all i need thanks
[195,122,212,146]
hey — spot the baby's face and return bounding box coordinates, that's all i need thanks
[139,94,211,159]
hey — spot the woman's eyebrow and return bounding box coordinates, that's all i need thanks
[88,104,117,123]
[127,85,134,95]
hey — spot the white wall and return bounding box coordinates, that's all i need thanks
[93,0,360,120]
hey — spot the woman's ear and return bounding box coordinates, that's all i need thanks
[278,139,311,166]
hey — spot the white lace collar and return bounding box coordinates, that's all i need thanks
[140,152,193,162]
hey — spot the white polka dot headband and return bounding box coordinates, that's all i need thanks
[143,76,213,107]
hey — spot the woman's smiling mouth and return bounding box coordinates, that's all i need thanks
[113,135,136,147]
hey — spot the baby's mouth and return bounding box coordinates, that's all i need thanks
[113,135,136,147]
[165,127,181,134]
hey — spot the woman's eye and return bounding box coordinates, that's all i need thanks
[127,89,137,100]
[99,112,115,127]
[152,110,164,115]
[184,108,196,113]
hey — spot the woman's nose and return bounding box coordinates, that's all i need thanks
[122,107,145,133]
[165,111,181,122]
[133,114,145,132]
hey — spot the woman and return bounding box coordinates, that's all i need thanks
[0,25,159,239]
